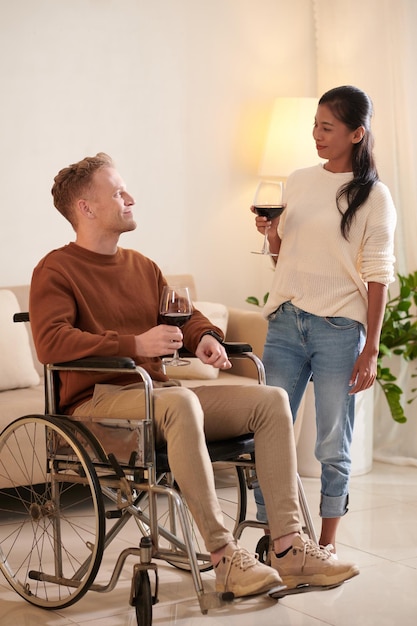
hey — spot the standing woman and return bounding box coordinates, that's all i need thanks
[252,85,396,552]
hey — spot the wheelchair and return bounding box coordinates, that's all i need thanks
[0,313,317,626]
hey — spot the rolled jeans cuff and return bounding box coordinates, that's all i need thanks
[320,493,349,518]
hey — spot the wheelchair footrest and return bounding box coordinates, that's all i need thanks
[268,581,344,599]
[197,590,235,614]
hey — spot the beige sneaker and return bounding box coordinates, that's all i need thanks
[270,535,359,589]
[215,543,282,597]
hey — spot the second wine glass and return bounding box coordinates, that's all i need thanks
[159,285,193,366]
[252,180,286,255]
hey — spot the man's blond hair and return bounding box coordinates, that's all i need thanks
[51,152,113,227]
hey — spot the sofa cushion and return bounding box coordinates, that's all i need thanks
[0,290,40,391]
[165,301,228,380]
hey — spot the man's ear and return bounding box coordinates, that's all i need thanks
[77,198,95,218]
[352,125,366,144]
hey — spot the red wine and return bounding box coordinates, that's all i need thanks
[160,313,192,328]
[254,204,285,219]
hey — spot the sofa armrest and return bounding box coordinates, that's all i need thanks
[224,307,267,379]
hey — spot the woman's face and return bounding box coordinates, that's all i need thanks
[313,104,363,172]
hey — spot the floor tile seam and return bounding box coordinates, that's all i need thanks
[275,598,335,625]
[354,552,417,567]
[396,558,417,570]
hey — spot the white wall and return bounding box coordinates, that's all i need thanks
[0,0,316,307]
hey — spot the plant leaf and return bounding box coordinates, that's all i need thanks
[246,296,260,307]
[377,381,407,423]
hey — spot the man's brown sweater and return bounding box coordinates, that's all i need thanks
[30,243,222,413]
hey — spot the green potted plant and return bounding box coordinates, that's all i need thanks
[246,271,417,423]
[377,271,417,422]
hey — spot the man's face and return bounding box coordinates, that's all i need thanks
[85,167,136,235]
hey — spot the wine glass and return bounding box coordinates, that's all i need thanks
[252,180,286,255]
[159,285,193,366]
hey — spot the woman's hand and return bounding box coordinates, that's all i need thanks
[349,282,387,394]
[251,205,275,234]
[250,205,282,257]
[348,348,378,394]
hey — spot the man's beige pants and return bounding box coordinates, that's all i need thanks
[74,383,301,553]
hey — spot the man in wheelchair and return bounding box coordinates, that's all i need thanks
[29,152,359,599]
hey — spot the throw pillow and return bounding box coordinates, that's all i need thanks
[164,301,228,380]
[0,290,40,391]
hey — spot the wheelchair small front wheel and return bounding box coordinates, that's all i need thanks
[255,534,271,565]
[134,570,152,626]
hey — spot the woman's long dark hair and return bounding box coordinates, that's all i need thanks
[319,85,379,239]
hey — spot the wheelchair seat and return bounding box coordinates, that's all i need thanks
[156,433,255,472]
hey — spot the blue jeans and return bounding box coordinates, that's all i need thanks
[255,301,365,520]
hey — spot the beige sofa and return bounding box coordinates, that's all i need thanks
[0,275,269,487]
[0,284,45,423]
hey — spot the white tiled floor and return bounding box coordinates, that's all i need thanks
[1,461,417,626]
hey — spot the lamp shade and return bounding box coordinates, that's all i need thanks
[258,97,321,178]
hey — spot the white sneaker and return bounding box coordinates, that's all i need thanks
[270,535,359,589]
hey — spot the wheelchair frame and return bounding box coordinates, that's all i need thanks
[0,332,317,625]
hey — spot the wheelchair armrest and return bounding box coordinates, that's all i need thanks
[179,341,252,358]
[222,341,253,354]
[45,356,155,420]
[53,356,137,370]
[13,312,30,323]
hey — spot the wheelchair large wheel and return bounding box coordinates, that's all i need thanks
[0,415,105,609]
[133,462,247,572]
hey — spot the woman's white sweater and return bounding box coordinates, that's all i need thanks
[263,164,397,327]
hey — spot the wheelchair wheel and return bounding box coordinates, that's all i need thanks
[0,415,105,609]
[133,462,247,572]
[255,534,271,565]
[134,570,152,626]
